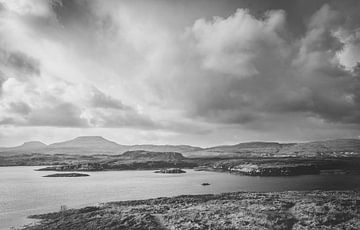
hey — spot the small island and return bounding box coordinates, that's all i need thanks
[43,173,90,177]
[154,168,186,174]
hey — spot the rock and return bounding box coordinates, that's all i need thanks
[154,168,186,174]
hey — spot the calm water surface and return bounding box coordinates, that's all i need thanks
[1,166,360,229]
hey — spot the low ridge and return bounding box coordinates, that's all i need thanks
[121,150,185,161]
[0,137,359,157]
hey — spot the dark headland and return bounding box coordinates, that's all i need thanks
[43,173,89,177]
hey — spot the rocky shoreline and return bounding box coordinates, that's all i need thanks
[36,161,197,172]
[35,159,360,177]
[228,163,320,176]
[22,190,360,230]
[154,168,186,174]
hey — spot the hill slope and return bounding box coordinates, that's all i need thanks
[0,141,48,156]
[184,142,294,158]
[44,136,127,155]
[0,136,200,156]
[121,150,185,161]
[0,137,359,158]
[184,139,360,158]
[277,139,360,157]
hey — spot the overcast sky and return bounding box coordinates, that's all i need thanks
[0,0,359,147]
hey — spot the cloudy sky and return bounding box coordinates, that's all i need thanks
[0,0,359,147]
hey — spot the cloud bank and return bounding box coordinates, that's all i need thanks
[0,0,359,146]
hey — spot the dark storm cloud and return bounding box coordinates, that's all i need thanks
[0,71,4,94]
[8,102,31,115]
[145,2,360,127]
[0,117,14,125]
[51,0,93,26]
[98,110,157,129]
[27,102,88,127]
[0,49,40,77]
[354,63,360,75]
[206,0,360,37]
[87,88,160,129]
[50,0,118,46]
[90,87,129,110]
[0,102,88,127]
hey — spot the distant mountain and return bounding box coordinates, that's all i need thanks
[44,136,200,155]
[49,136,120,149]
[121,150,185,161]
[184,139,360,158]
[183,142,293,158]
[0,137,359,158]
[277,139,360,157]
[0,141,47,155]
[126,145,202,153]
[45,136,127,155]
[0,136,201,156]
[208,142,290,153]
[19,141,47,149]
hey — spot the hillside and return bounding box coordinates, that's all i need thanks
[45,136,127,155]
[184,142,294,158]
[121,150,185,161]
[0,136,200,156]
[126,145,202,153]
[277,139,360,157]
[48,136,120,149]
[0,137,359,158]
[184,139,360,158]
[21,141,47,149]
[0,141,48,156]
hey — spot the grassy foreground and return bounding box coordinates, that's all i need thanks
[22,190,360,230]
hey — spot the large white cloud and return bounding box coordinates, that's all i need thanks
[0,0,359,146]
[191,9,287,77]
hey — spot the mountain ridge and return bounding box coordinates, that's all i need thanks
[0,136,359,157]
[48,136,122,149]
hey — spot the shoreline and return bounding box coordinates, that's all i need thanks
[2,153,360,177]
[2,166,360,229]
[22,190,360,230]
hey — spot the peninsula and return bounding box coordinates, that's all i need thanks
[43,173,90,177]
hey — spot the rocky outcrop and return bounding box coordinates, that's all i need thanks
[229,164,320,176]
[210,160,321,176]
[36,161,197,172]
[37,163,104,171]
[154,168,186,173]
[23,191,360,230]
